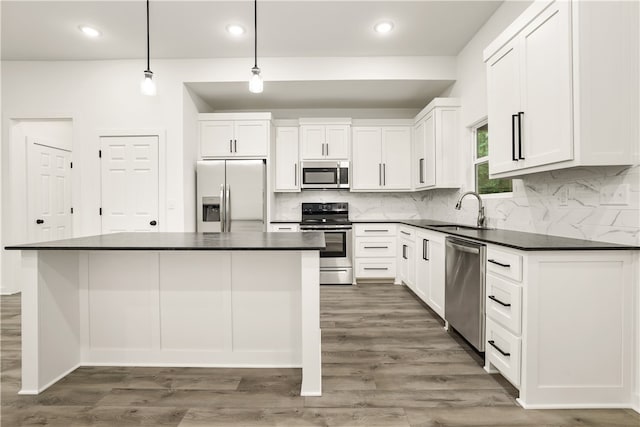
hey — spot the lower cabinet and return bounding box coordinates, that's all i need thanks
[398,226,416,290]
[354,223,397,281]
[269,223,299,232]
[484,244,636,409]
[414,229,445,319]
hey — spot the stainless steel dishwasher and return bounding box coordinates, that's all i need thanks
[445,237,486,352]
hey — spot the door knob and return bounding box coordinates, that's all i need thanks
[36,219,44,224]
[150,220,157,226]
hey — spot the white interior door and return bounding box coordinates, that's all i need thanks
[27,140,72,242]
[101,136,159,233]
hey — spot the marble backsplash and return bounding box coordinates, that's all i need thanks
[273,165,640,246]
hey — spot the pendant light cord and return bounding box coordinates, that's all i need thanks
[253,0,258,68]
[146,0,151,72]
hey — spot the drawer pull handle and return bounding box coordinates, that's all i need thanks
[279,227,292,230]
[400,231,410,236]
[488,340,510,357]
[364,229,388,232]
[488,259,511,268]
[364,246,388,249]
[488,295,511,307]
[364,267,389,271]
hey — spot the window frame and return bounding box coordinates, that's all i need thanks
[471,118,513,198]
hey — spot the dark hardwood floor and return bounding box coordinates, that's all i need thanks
[2,283,639,426]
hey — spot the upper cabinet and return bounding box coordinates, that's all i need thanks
[274,127,300,192]
[300,119,351,160]
[352,126,412,191]
[413,98,461,190]
[484,0,639,178]
[199,113,271,158]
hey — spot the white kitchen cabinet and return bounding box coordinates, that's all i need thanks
[300,120,351,160]
[269,223,299,232]
[352,126,411,191]
[397,226,416,291]
[414,229,445,319]
[274,127,300,192]
[199,113,271,158]
[484,0,638,177]
[483,244,635,409]
[413,98,460,190]
[354,223,397,281]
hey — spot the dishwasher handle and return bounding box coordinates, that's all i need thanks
[447,240,481,254]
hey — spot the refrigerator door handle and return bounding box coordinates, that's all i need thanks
[219,184,226,232]
[226,185,231,232]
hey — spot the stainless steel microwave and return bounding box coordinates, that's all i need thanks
[301,161,349,189]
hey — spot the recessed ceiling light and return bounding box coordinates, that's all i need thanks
[226,24,245,36]
[79,25,101,38]
[374,21,394,34]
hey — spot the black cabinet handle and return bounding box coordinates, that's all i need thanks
[488,295,511,307]
[511,114,518,161]
[400,230,410,236]
[422,239,429,261]
[150,220,157,226]
[364,267,389,271]
[364,229,388,233]
[36,219,44,224]
[234,139,237,153]
[419,158,424,183]
[229,139,233,153]
[488,340,510,357]
[402,244,407,259]
[517,112,524,160]
[364,246,389,249]
[488,259,510,268]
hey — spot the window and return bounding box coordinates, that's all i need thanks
[473,122,512,195]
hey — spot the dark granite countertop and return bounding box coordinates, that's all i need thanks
[5,232,326,251]
[351,219,639,251]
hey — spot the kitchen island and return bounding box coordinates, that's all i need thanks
[6,232,325,396]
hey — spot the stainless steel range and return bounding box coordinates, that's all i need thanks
[300,202,353,285]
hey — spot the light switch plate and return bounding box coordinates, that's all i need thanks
[599,184,629,206]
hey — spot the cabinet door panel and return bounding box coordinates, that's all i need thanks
[487,42,521,175]
[423,113,436,187]
[234,121,268,156]
[301,126,325,160]
[520,1,573,168]
[200,121,234,157]
[415,236,430,302]
[413,121,426,189]
[352,128,382,190]
[325,125,350,160]
[426,236,445,319]
[274,127,299,191]
[382,127,411,190]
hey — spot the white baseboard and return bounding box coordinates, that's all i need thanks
[516,398,633,410]
[632,392,640,414]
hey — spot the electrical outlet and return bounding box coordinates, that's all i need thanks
[558,186,569,206]
[600,184,629,206]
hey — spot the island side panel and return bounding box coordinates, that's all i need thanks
[300,250,322,396]
[20,250,81,394]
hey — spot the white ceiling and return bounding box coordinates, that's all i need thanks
[2,1,501,111]
[2,1,502,60]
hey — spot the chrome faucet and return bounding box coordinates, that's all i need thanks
[455,191,486,228]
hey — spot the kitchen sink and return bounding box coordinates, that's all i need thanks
[430,225,492,231]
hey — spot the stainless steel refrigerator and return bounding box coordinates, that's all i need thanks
[196,160,266,232]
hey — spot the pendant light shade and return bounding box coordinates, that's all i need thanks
[249,0,263,94]
[141,0,156,96]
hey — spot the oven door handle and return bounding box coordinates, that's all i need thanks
[300,226,353,231]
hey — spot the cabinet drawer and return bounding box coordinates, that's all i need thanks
[398,226,415,240]
[355,259,396,278]
[486,274,522,335]
[486,318,521,388]
[269,223,299,232]
[354,224,397,237]
[355,237,396,258]
[487,246,523,282]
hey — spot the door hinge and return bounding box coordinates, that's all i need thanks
[70,207,74,214]
[98,150,102,158]
[99,207,102,215]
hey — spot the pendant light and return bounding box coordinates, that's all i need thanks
[249,0,263,93]
[140,0,156,96]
